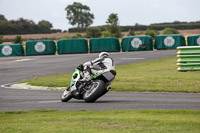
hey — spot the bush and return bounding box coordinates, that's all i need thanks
[72,32,83,39]
[105,25,121,38]
[101,31,112,38]
[162,28,180,35]
[86,27,102,38]
[127,29,135,36]
[14,35,22,44]
[60,35,72,40]
[0,36,3,44]
[145,29,159,39]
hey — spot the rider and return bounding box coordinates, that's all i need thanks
[80,52,115,81]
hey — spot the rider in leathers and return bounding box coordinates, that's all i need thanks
[81,52,115,81]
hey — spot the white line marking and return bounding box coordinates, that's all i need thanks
[15,59,34,62]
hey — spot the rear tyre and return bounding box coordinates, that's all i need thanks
[61,87,73,102]
[83,80,105,103]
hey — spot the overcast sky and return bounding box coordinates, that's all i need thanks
[0,0,200,30]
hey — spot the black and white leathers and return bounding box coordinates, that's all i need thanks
[83,56,115,76]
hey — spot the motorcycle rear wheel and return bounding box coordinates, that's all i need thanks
[61,87,73,102]
[83,79,105,103]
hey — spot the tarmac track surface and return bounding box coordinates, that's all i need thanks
[0,50,200,111]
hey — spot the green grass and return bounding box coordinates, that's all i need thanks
[20,57,200,92]
[0,110,199,133]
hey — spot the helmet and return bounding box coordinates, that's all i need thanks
[99,52,109,58]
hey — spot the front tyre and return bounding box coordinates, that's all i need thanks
[84,80,105,103]
[61,87,73,102]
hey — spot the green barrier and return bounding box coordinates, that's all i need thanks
[155,34,185,50]
[0,44,24,57]
[57,39,88,54]
[177,46,200,71]
[177,46,200,54]
[177,64,200,71]
[121,36,153,52]
[26,40,56,56]
[90,37,120,53]
[187,35,200,46]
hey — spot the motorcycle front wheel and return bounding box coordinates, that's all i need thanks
[83,79,105,103]
[61,86,73,102]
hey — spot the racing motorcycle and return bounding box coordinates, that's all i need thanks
[61,65,116,103]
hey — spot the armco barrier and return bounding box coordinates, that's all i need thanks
[177,46,200,71]
[155,34,185,50]
[0,44,24,57]
[122,36,153,52]
[57,39,88,54]
[187,35,200,46]
[26,40,56,56]
[90,37,120,53]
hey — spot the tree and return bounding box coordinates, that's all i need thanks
[65,2,94,27]
[0,14,7,21]
[162,28,180,35]
[106,13,119,25]
[105,25,121,38]
[38,20,53,33]
[38,20,52,29]
[104,13,121,38]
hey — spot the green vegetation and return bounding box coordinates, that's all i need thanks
[112,57,200,92]
[106,13,119,25]
[127,29,135,36]
[144,29,159,39]
[69,20,200,33]
[65,2,94,27]
[0,110,199,133]
[101,31,112,38]
[162,28,180,35]
[72,33,84,39]
[103,13,121,38]
[0,35,3,44]
[20,57,200,92]
[14,35,22,44]
[86,27,102,38]
[0,14,61,35]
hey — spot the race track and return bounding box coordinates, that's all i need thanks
[0,50,200,111]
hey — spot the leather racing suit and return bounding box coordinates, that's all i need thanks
[82,56,115,81]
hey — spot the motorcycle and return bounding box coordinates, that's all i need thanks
[61,65,116,103]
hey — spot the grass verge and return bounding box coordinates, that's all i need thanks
[0,110,199,133]
[19,57,200,92]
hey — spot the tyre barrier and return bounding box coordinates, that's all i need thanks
[187,35,200,46]
[26,40,56,56]
[57,39,88,54]
[155,35,186,50]
[177,46,200,71]
[90,37,120,53]
[122,36,153,52]
[0,34,194,58]
[0,43,24,57]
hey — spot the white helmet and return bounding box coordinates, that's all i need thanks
[99,52,109,58]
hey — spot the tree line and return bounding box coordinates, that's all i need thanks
[68,21,200,33]
[0,14,61,35]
